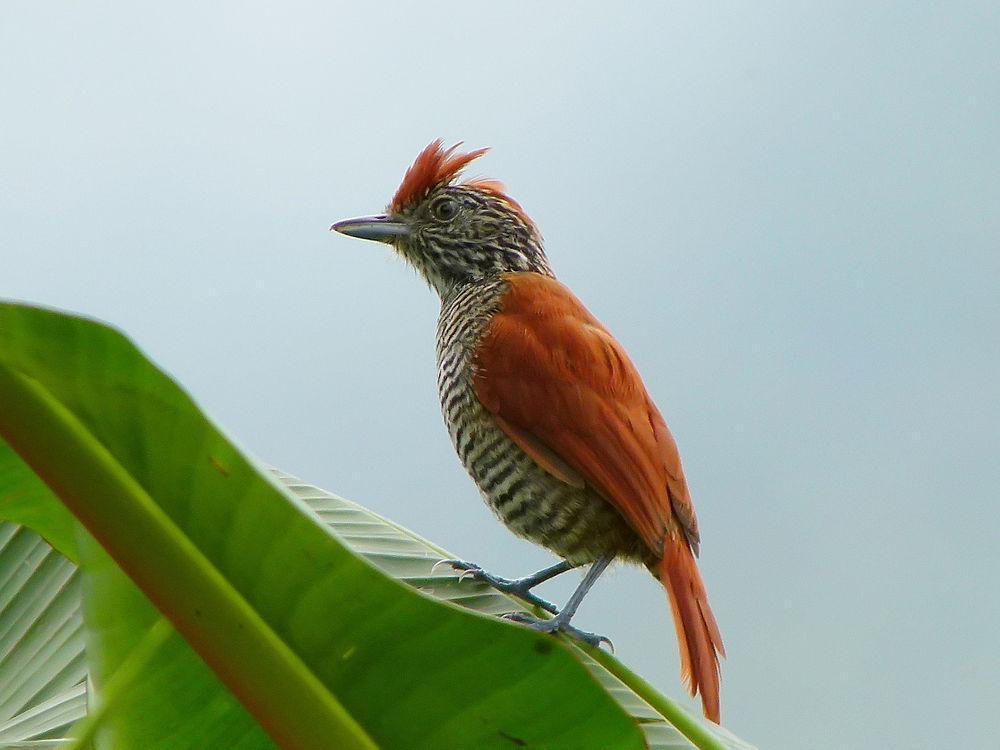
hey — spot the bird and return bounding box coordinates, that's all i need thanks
[331,140,725,722]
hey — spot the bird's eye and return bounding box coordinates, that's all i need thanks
[431,197,459,222]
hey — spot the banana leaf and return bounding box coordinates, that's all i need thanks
[0,301,755,750]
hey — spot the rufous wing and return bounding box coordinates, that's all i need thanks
[472,271,698,553]
[473,272,724,722]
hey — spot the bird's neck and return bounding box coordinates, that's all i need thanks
[408,223,554,301]
[435,263,555,304]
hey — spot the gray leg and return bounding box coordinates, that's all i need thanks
[438,558,576,614]
[503,555,614,649]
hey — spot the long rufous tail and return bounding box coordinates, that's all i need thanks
[657,539,725,723]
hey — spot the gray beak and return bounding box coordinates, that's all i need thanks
[330,214,409,243]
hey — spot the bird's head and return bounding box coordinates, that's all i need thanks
[332,140,551,297]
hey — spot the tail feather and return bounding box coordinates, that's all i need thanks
[658,540,725,723]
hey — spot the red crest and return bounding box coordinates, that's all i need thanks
[391,140,489,212]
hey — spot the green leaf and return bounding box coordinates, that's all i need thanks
[281,473,753,750]
[0,301,755,750]
[0,449,78,563]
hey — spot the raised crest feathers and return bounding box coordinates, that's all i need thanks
[391,140,490,211]
[390,140,534,229]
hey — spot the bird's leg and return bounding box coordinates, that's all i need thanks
[503,554,614,649]
[436,559,576,615]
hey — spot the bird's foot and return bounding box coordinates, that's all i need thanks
[502,611,614,651]
[434,559,560,615]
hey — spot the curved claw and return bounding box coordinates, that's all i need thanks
[431,558,473,575]
[502,612,615,652]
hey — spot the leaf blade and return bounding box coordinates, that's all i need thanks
[0,302,646,749]
[0,364,376,750]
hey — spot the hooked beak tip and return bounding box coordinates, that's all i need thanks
[330,214,409,243]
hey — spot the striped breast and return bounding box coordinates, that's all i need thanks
[435,279,644,565]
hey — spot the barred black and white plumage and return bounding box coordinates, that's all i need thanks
[435,278,644,565]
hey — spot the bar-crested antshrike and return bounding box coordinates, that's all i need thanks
[331,141,725,722]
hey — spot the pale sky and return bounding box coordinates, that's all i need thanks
[2,3,998,748]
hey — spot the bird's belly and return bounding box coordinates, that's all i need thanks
[442,385,644,565]
[436,280,644,564]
